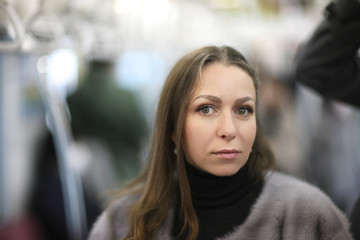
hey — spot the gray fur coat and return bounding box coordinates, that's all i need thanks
[88,172,353,240]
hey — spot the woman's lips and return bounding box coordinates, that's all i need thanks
[213,150,240,159]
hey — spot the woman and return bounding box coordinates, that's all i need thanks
[88,46,353,240]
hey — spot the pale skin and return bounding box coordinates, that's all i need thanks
[184,62,257,176]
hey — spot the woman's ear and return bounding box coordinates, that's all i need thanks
[172,132,178,155]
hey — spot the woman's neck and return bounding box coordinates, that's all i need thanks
[172,160,264,240]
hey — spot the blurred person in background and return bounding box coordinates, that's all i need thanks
[295,0,360,238]
[256,63,308,180]
[88,46,352,240]
[23,59,149,240]
[66,60,148,185]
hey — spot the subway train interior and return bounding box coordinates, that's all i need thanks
[1,0,360,239]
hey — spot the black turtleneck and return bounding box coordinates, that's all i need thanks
[172,161,264,240]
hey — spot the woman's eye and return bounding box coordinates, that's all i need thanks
[197,105,214,115]
[237,107,252,116]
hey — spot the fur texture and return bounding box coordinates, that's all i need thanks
[88,172,353,240]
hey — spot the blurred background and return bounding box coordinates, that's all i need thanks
[1,0,359,239]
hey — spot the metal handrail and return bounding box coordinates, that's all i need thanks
[0,1,88,239]
[36,57,87,240]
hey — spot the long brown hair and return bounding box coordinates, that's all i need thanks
[121,46,275,240]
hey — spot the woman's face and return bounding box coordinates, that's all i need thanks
[183,62,257,176]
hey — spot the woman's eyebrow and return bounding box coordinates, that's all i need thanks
[234,96,255,105]
[193,95,222,103]
[192,95,255,105]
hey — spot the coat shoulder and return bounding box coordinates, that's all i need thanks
[223,172,353,240]
[87,194,140,240]
[264,172,352,238]
[265,172,331,202]
[264,172,345,217]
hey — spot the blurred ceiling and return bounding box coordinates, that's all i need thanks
[2,0,328,70]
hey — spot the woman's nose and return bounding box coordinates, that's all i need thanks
[217,112,236,141]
